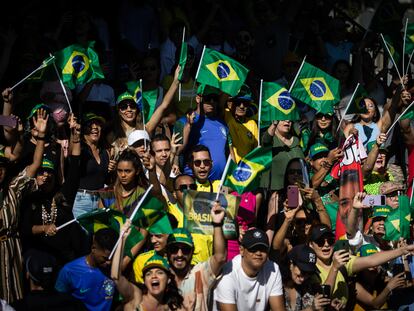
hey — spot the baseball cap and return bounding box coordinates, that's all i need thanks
[41,158,55,171]
[24,249,57,288]
[116,92,135,106]
[197,84,220,96]
[241,228,269,250]
[82,112,106,125]
[379,181,404,195]
[358,243,378,257]
[372,205,390,219]
[310,224,335,242]
[288,244,317,272]
[127,130,151,146]
[27,103,50,120]
[167,228,194,247]
[142,254,170,276]
[309,143,329,160]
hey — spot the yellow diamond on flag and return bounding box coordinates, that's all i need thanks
[300,77,334,101]
[206,60,240,82]
[62,51,91,79]
[390,219,400,232]
[228,159,265,188]
[409,34,414,43]
[405,214,411,222]
[266,87,296,115]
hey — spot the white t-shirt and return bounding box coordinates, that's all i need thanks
[213,254,283,311]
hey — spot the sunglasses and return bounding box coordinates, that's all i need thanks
[246,245,268,253]
[234,100,251,107]
[294,218,309,226]
[192,159,212,167]
[315,113,332,119]
[118,102,137,111]
[203,95,219,103]
[176,184,197,191]
[168,244,193,255]
[287,169,302,175]
[385,191,400,198]
[313,236,335,247]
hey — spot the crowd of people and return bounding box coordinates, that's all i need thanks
[1,0,414,310]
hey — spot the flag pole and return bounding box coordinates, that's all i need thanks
[403,18,408,76]
[56,218,78,231]
[405,49,414,77]
[336,83,360,133]
[410,178,414,206]
[380,33,403,85]
[386,99,414,136]
[178,27,186,103]
[50,53,73,113]
[215,156,232,201]
[109,185,154,260]
[10,56,55,91]
[139,78,147,150]
[257,79,263,147]
[195,46,206,81]
[288,55,307,93]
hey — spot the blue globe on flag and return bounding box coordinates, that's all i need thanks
[232,161,252,182]
[217,62,230,79]
[72,55,86,73]
[278,91,294,110]
[309,80,326,98]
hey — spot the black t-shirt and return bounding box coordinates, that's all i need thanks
[78,143,109,190]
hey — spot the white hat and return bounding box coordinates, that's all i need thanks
[128,130,151,146]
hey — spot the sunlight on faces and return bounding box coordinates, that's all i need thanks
[191,151,212,183]
[372,217,385,236]
[150,234,169,253]
[276,120,292,135]
[240,245,268,272]
[360,98,376,121]
[118,100,137,124]
[374,152,386,171]
[131,140,149,158]
[174,175,196,206]
[84,121,102,143]
[310,236,335,262]
[152,140,171,167]
[315,113,333,130]
[167,243,193,272]
[144,268,169,296]
[116,160,139,186]
[385,191,400,209]
[233,100,250,118]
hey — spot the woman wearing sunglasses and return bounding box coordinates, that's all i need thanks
[112,220,184,311]
[109,66,180,157]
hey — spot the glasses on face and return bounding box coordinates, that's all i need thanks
[193,159,212,167]
[203,95,219,103]
[315,113,331,119]
[246,245,268,253]
[385,191,400,198]
[168,244,193,255]
[118,101,137,111]
[294,218,308,226]
[234,100,251,107]
[176,184,197,192]
[313,236,335,247]
[287,168,302,175]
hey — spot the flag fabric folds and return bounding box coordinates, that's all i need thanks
[345,84,368,115]
[224,147,272,194]
[261,82,300,126]
[126,81,143,111]
[384,196,411,241]
[178,42,188,82]
[382,35,401,64]
[290,62,340,112]
[405,23,414,55]
[54,41,104,89]
[125,81,159,121]
[196,48,249,96]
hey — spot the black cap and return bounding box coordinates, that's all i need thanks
[310,224,334,242]
[288,244,317,272]
[24,249,57,287]
[241,228,269,250]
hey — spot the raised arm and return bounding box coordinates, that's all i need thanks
[26,109,48,177]
[210,201,227,276]
[346,192,369,239]
[145,66,180,135]
[362,133,387,177]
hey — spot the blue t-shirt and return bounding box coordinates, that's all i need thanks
[55,256,115,311]
[177,113,229,181]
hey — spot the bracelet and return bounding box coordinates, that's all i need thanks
[212,222,223,227]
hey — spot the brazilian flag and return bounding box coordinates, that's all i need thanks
[290,62,340,111]
[125,81,159,122]
[178,42,188,82]
[261,82,299,127]
[27,55,56,82]
[130,196,172,233]
[196,48,249,96]
[406,23,414,55]
[345,84,368,115]
[384,196,411,241]
[126,80,143,111]
[382,35,401,64]
[54,41,104,89]
[401,105,414,120]
[224,146,272,194]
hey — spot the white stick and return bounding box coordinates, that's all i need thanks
[179,26,186,103]
[50,53,73,113]
[380,33,403,84]
[336,83,360,133]
[403,19,409,76]
[405,48,414,77]
[140,79,145,126]
[178,83,182,102]
[215,156,232,201]
[56,218,78,231]
[410,179,414,206]
[108,185,154,260]
[257,79,263,147]
[10,57,54,91]
[195,46,206,81]
[386,100,414,136]
[288,55,307,93]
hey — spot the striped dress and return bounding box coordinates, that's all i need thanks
[0,168,36,303]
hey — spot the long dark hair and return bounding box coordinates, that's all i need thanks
[304,114,339,155]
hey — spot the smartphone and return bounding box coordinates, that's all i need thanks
[362,195,386,206]
[393,263,405,277]
[319,284,331,298]
[287,185,299,208]
[0,115,17,128]
[333,239,350,253]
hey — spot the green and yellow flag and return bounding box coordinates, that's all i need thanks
[345,84,368,115]
[261,82,299,127]
[196,48,249,96]
[125,81,159,122]
[224,146,272,194]
[290,62,340,111]
[126,81,143,111]
[384,196,411,241]
[178,42,188,82]
[405,23,414,55]
[382,35,401,64]
[54,41,104,89]
[130,196,171,232]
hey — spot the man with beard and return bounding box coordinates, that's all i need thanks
[55,228,118,311]
[213,228,285,310]
[166,201,226,311]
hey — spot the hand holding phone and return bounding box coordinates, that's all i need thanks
[362,195,386,207]
[333,239,350,253]
[287,185,299,208]
[0,115,17,128]
[319,284,331,299]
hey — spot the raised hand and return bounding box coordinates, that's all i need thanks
[387,272,406,291]
[376,133,387,146]
[352,192,369,209]
[141,149,156,171]
[33,109,49,136]
[171,132,183,154]
[332,250,350,270]
[2,88,13,104]
[211,201,225,224]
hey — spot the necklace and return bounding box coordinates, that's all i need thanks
[41,198,58,226]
